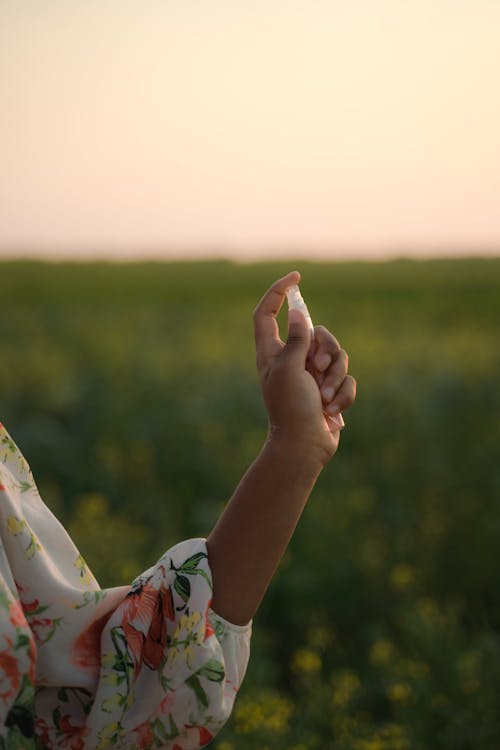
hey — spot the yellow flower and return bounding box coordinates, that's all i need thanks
[96,721,124,749]
[381,724,411,749]
[331,670,361,708]
[416,597,439,621]
[101,693,124,713]
[458,648,481,691]
[370,639,394,666]
[355,740,384,750]
[390,564,415,591]
[186,611,202,631]
[184,643,196,669]
[7,516,24,535]
[74,554,93,586]
[404,659,429,680]
[25,533,42,559]
[307,625,333,651]
[234,692,293,735]
[387,682,412,703]
[101,652,116,669]
[167,645,180,667]
[291,648,322,675]
[355,726,411,750]
[101,672,120,687]
[98,721,120,738]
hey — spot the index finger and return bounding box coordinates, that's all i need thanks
[253,270,301,369]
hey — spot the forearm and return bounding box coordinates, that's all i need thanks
[206,433,324,626]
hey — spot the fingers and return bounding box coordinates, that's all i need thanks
[319,347,349,404]
[253,270,301,370]
[312,325,341,372]
[312,325,356,417]
[281,308,312,367]
[325,375,357,417]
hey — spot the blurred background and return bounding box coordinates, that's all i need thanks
[1,2,500,748]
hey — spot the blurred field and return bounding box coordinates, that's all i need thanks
[1,257,500,749]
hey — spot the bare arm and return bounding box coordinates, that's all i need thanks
[206,271,357,625]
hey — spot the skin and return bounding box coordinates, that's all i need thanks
[206,271,357,626]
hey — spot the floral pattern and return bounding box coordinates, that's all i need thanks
[0,423,252,748]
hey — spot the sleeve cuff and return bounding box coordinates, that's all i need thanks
[208,607,253,634]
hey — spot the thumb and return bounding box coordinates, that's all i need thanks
[282,308,311,366]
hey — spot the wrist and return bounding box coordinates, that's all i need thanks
[264,425,327,477]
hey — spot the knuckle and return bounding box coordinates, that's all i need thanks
[342,376,357,404]
[255,351,266,371]
[339,348,349,365]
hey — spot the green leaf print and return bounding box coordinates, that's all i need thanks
[52,706,62,730]
[1,725,31,750]
[171,552,211,589]
[197,658,225,683]
[174,574,191,603]
[0,588,10,610]
[14,632,32,651]
[159,672,173,692]
[151,713,180,743]
[178,552,208,571]
[213,618,226,641]
[39,617,63,645]
[73,589,107,609]
[110,627,135,687]
[25,603,49,617]
[24,534,42,560]
[1,433,17,456]
[185,674,209,711]
[17,480,33,493]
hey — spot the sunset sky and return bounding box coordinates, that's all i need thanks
[1,1,499,260]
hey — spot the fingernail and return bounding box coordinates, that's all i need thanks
[316,353,331,370]
[329,413,345,430]
[328,403,340,415]
[322,386,334,402]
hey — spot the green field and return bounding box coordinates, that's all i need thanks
[2,258,500,749]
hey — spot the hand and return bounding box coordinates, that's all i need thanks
[253,271,357,465]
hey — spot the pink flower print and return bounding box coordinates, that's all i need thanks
[59,714,89,750]
[188,725,214,747]
[159,689,176,714]
[204,601,215,642]
[31,617,57,645]
[34,717,51,747]
[175,726,214,749]
[22,596,40,614]
[9,599,27,628]
[71,610,114,674]
[119,580,175,675]
[141,582,175,671]
[0,638,21,706]
[134,721,154,749]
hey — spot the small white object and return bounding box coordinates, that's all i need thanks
[286,284,315,342]
[286,284,345,430]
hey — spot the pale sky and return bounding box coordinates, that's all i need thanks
[1,0,499,260]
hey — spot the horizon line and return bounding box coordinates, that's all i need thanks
[1,244,500,264]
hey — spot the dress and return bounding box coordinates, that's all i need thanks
[0,423,252,749]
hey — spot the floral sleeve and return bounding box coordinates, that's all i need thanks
[0,423,252,749]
